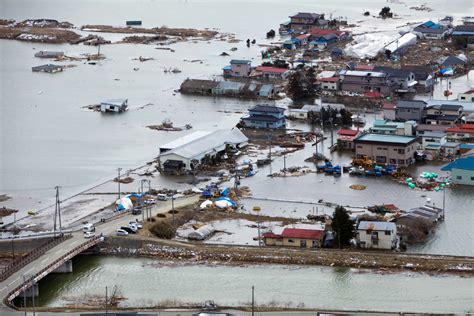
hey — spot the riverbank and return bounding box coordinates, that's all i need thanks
[97,235,474,275]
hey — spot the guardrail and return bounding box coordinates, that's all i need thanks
[4,234,103,308]
[0,230,73,240]
[0,234,72,282]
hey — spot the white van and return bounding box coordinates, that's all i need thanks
[83,223,95,233]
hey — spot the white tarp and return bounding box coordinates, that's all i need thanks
[200,200,213,209]
[345,32,416,59]
[115,197,133,211]
[384,33,417,53]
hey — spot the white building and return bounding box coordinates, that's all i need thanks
[356,221,397,250]
[288,104,321,120]
[458,90,474,102]
[100,99,128,113]
[421,131,447,150]
[158,128,248,174]
[441,157,474,185]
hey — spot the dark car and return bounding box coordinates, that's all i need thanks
[120,226,136,234]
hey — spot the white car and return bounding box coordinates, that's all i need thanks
[84,231,95,239]
[116,229,129,236]
[83,223,95,233]
[129,221,142,229]
[127,224,138,232]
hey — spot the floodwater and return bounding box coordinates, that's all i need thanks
[30,255,474,313]
[1,0,474,256]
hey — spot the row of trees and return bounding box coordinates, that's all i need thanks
[287,67,317,101]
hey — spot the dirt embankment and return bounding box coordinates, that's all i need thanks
[0,19,219,44]
[99,235,474,275]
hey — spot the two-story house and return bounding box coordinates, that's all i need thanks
[370,119,415,136]
[413,21,450,40]
[401,65,435,93]
[241,105,286,129]
[353,133,420,166]
[395,100,427,122]
[339,70,393,95]
[223,59,252,77]
[374,67,417,93]
[424,103,463,126]
[446,124,474,142]
[356,221,397,250]
[288,12,328,32]
[458,90,474,102]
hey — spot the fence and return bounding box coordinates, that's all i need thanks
[0,234,72,282]
[4,235,103,308]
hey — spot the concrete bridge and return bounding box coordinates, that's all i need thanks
[0,195,199,313]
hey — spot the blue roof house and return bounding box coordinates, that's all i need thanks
[241,105,286,129]
[413,21,449,40]
[441,156,474,185]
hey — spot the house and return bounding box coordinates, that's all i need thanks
[255,66,290,80]
[465,113,474,124]
[416,124,450,136]
[353,133,420,166]
[288,104,321,120]
[258,84,275,98]
[225,59,252,77]
[34,51,64,58]
[212,81,246,95]
[309,29,347,47]
[282,40,296,50]
[288,12,328,32]
[337,129,360,150]
[263,228,325,248]
[31,64,63,73]
[339,70,392,95]
[374,66,417,93]
[446,124,474,142]
[382,102,396,120]
[452,24,474,48]
[424,103,463,126]
[401,65,435,93]
[441,157,474,185]
[319,77,339,90]
[159,131,212,154]
[331,47,343,58]
[395,100,427,122]
[426,99,474,115]
[294,34,311,45]
[180,79,218,94]
[370,120,415,136]
[420,131,447,151]
[440,142,460,156]
[413,21,450,39]
[100,99,128,113]
[158,129,248,174]
[395,205,444,228]
[437,55,467,69]
[458,90,474,102]
[356,221,397,250]
[241,105,286,129]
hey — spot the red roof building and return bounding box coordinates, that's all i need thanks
[320,77,339,82]
[355,64,375,71]
[462,89,474,94]
[446,124,474,141]
[263,228,325,248]
[382,102,396,110]
[309,28,344,37]
[337,129,360,150]
[255,66,290,79]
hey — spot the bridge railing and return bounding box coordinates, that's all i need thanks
[4,234,103,308]
[0,234,72,282]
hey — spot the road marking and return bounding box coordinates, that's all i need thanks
[71,240,78,246]
[7,278,19,287]
[24,267,34,275]
[55,249,63,255]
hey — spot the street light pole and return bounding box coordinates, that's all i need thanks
[117,168,122,199]
[251,285,255,316]
[105,286,108,314]
[171,195,175,228]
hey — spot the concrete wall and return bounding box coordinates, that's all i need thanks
[396,108,423,122]
[452,169,474,185]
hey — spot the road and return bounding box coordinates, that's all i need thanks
[0,195,199,311]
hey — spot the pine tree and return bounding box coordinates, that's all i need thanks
[331,206,355,248]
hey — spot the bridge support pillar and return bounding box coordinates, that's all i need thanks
[22,283,39,298]
[52,259,73,273]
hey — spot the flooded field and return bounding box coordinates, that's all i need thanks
[30,255,474,313]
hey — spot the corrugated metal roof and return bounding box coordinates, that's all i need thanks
[354,133,417,145]
[159,128,248,160]
[441,156,474,171]
[159,131,212,152]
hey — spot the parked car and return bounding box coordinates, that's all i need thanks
[132,207,142,215]
[157,194,168,201]
[120,226,135,234]
[84,231,95,239]
[83,223,95,233]
[116,229,129,236]
[127,223,138,232]
[130,221,143,229]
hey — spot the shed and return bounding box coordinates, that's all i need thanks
[32,64,63,73]
[100,99,128,113]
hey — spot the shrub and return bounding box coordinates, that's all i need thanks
[149,221,176,239]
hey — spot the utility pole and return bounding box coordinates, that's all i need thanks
[442,183,446,219]
[11,211,16,259]
[329,116,334,147]
[117,167,122,199]
[53,186,62,237]
[23,275,26,316]
[283,153,287,177]
[251,285,255,316]
[171,195,175,228]
[105,286,108,314]
[268,134,273,176]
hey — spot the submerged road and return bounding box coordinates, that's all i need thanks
[0,195,199,312]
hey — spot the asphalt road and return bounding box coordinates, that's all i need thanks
[0,196,199,311]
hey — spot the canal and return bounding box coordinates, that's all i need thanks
[28,255,474,314]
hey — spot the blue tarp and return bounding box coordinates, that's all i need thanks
[221,187,229,197]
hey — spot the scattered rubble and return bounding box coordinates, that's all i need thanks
[147,120,192,132]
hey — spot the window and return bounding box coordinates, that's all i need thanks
[389,159,396,164]
[398,149,405,154]
[288,239,294,243]
[394,148,398,152]
[460,96,466,100]
[398,159,405,164]
[366,230,371,235]
[357,145,363,149]
[456,176,462,180]
[373,240,379,246]
[471,177,474,181]
[385,231,391,235]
